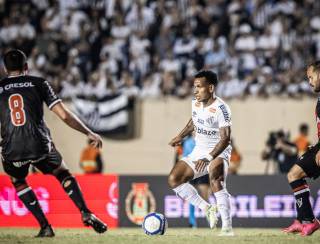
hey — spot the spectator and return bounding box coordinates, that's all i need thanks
[262,130,298,174]
[229,139,242,175]
[294,123,311,156]
[0,0,319,100]
[80,139,104,174]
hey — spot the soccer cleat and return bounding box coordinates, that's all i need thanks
[282,219,303,233]
[218,227,234,236]
[300,219,320,236]
[82,212,107,233]
[205,205,218,229]
[35,225,55,238]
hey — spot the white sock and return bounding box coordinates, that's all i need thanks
[173,183,210,210]
[214,188,232,229]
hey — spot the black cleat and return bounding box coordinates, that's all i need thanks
[35,225,55,238]
[82,212,107,233]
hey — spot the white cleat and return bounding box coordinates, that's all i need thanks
[205,205,218,229]
[218,227,234,236]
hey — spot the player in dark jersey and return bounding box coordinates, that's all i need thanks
[283,61,320,236]
[0,49,107,237]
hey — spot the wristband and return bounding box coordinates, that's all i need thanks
[205,154,213,162]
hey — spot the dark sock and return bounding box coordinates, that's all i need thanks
[61,176,90,213]
[17,187,49,228]
[290,179,315,223]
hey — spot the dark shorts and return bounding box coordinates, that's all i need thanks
[2,147,63,180]
[296,143,320,179]
[190,174,209,185]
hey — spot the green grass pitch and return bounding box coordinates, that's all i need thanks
[0,228,319,244]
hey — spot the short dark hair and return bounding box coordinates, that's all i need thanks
[308,60,320,73]
[194,70,218,86]
[299,123,309,133]
[3,49,27,71]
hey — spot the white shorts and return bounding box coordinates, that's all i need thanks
[181,146,231,181]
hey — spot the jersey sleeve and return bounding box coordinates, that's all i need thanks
[40,80,61,109]
[217,103,232,128]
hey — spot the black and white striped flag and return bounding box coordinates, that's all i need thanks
[72,93,129,135]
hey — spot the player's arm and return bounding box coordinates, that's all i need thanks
[40,79,103,148]
[208,104,232,160]
[168,118,194,147]
[51,102,102,148]
[208,126,231,159]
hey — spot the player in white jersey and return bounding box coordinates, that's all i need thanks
[168,70,233,236]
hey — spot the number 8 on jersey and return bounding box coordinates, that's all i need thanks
[8,94,26,126]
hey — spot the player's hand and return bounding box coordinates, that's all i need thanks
[88,132,103,148]
[315,150,320,167]
[169,136,183,147]
[195,158,210,172]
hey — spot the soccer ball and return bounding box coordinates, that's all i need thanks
[142,212,168,235]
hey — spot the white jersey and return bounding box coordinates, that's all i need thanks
[192,96,232,150]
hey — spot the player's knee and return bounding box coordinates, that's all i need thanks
[210,174,224,183]
[287,166,303,182]
[168,173,184,189]
[53,168,72,184]
[209,175,224,191]
[11,178,28,191]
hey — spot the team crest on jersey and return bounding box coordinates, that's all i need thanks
[206,116,214,125]
[209,108,216,113]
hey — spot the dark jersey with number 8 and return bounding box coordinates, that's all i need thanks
[0,75,61,162]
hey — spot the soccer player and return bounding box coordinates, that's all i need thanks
[283,61,320,236]
[0,49,107,237]
[168,70,233,236]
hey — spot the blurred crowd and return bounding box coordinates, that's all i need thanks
[1,0,320,100]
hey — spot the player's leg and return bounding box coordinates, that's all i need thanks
[190,176,211,228]
[284,157,320,236]
[208,157,233,235]
[34,147,107,233]
[196,182,210,201]
[283,164,308,233]
[12,177,54,237]
[168,161,211,212]
[169,158,218,229]
[2,162,54,237]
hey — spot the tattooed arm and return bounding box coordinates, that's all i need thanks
[208,126,231,159]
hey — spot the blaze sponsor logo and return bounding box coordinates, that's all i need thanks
[195,126,216,136]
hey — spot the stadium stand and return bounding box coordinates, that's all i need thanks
[0,0,319,100]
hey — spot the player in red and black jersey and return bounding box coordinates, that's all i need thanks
[0,49,107,237]
[283,61,320,236]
